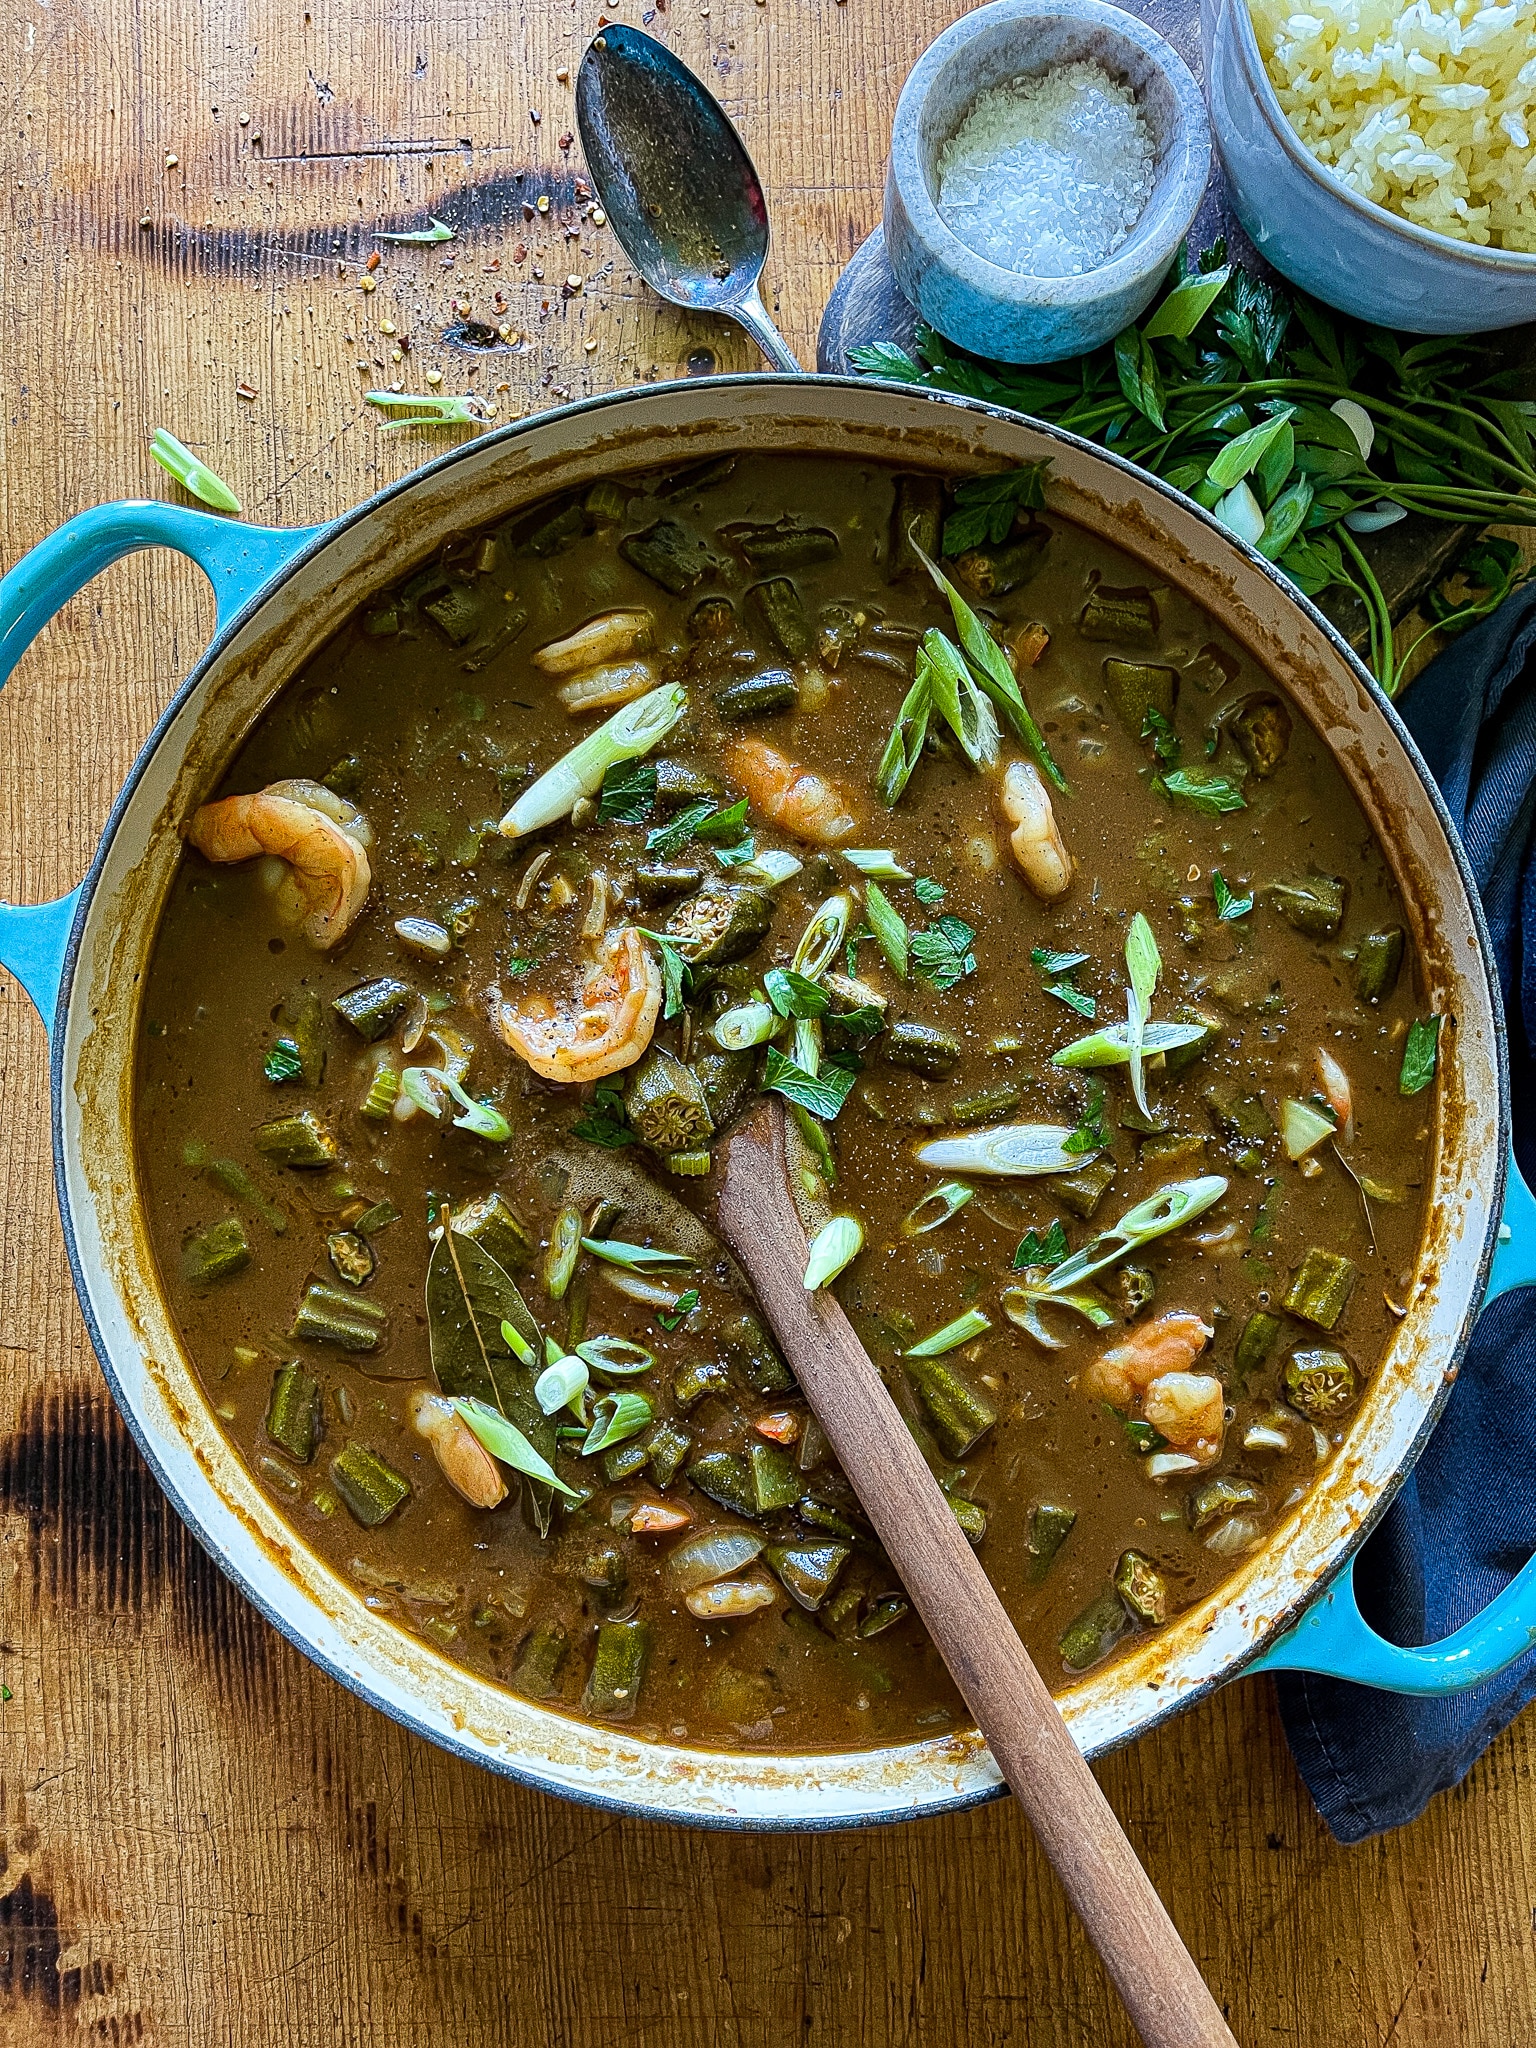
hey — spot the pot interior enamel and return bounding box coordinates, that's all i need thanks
[59,377,1500,1826]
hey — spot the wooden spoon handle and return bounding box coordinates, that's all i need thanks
[717,1107,1237,2048]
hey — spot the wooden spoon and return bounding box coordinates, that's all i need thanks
[717,1101,1238,2048]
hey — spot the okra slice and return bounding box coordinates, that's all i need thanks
[326,1230,375,1287]
[906,1354,997,1459]
[583,1617,651,1719]
[1102,658,1177,739]
[254,1111,338,1169]
[665,881,774,966]
[654,757,726,808]
[688,1451,759,1518]
[1078,589,1158,643]
[748,577,813,659]
[620,519,712,595]
[1284,1247,1357,1329]
[887,473,943,582]
[750,1442,801,1514]
[881,1020,963,1078]
[636,862,704,905]
[1046,1158,1117,1220]
[949,1081,1022,1123]
[1161,1005,1223,1078]
[721,520,840,568]
[947,1493,987,1545]
[602,1437,652,1485]
[673,1358,732,1412]
[293,1282,389,1353]
[332,976,415,1042]
[1356,926,1405,1004]
[1283,1347,1358,1421]
[1229,694,1291,778]
[857,1593,911,1638]
[182,1216,251,1285]
[1114,1549,1168,1625]
[1026,1502,1077,1582]
[647,1419,693,1489]
[764,1540,851,1612]
[1267,875,1347,939]
[713,668,800,721]
[624,1046,713,1152]
[1233,1309,1282,1390]
[1186,1475,1261,1533]
[514,1619,569,1701]
[450,1190,532,1272]
[951,531,1048,599]
[1059,1586,1129,1671]
[280,987,328,1086]
[721,1311,796,1396]
[798,1496,859,1542]
[266,1360,321,1463]
[331,1442,410,1528]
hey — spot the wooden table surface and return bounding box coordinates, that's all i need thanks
[2,1,1534,2041]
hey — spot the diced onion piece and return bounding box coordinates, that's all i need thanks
[713,1001,781,1052]
[804,1214,863,1291]
[739,849,803,888]
[915,1123,1089,1176]
[844,848,913,879]
[535,1354,589,1416]
[1329,398,1374,460]
[664,1528,766,1594]
[1215,480,1266,548]
[1242,1422,1291,1453]
[1146,1450,1202,1481]
[684,1573,778,1620]
[1278,1097,1336,1161]
[1203,1514,1264,1556]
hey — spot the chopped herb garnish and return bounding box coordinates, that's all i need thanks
[864,881,910,980]
[694,796,750,842]
[597,760,657,824]
[941,464,1050,556]
[1119,1413,1168,1455]
[912,915,977,992]
[150,428,242,514]
[264,1039,304,1084]
[635,928,692,1019]
[1157,768,1247,816]
[1031,946,1095,1019]
[572,1082,635,1149]
[876,669,933,808]
[375,215,456,243]
[1140,707,1182,766]
[645,800,716,856]
[833,1003,885,1042]
[764,967,831,1020]
[1399,1015,1440,1096]
[1064,1080,1109,1156]
[844,920,872,977]
[1015,1219,1070,1270]
[913,877,946,906]
[657,1287,701,1330]
[1212,870,1254,921]
[764,1048,858,1120]
[712,835,757,868]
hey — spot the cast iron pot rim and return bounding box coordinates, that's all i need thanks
[43,372,1510,1830]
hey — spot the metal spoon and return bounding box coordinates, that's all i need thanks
[575,24,802,373]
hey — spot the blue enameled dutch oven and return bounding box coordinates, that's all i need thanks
[2,376,1534,1827]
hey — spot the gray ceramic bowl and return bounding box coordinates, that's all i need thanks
[882,0,1210,364]
[1202,0,1536,332]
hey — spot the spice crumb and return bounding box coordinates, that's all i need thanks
[165,152,178,168]
[361,276,377,293]
[556,66,570,81]
[235,380,258,400]
[426,368,443,386]
[365,250,381,273]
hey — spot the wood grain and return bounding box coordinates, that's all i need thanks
[716,1104,1238,2048]
[1,0,1534,2043]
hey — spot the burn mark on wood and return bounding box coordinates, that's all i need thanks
[0,1874,76,2012]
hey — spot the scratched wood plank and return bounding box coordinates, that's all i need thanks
[2,0,1536,2043]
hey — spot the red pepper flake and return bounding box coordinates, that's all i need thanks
[365,250,380,273]
[574,178,591,199]
[558,131,573,151]
[235,380,258,400]
[514,242,529,262]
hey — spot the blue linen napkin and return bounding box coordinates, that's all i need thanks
[1276,584,1536,1843]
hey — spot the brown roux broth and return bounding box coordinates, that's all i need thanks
[134,452,1431,1752]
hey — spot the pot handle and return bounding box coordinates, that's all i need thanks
[0,500,321,1026]
[1250,1149,1536,1692]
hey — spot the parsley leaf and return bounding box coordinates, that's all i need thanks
[1212,870,1254,921]
[831,1003,885,1043]
[263,1039,304,1084]
[913,877,947,906]
[941,464,1050,556]
[635,928,691,1019]
[1031,946,1095,1019]
[598,760,657,825]
[712,835,756,868]
[571,1083,635,1149]
[1140,707,1182,766]
[694,796,750,841]
[1158,768,1247,816]
[764,1049,858,1120]
[1063,1080,1109,1156]
[645,800,716,857]
[1399,1015,1440,1096]
[1014,1218,1069,1269]
[911,915,977,991]
[764,967,831,1020]
[657,1287,701,1330]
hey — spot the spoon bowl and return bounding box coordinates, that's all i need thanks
[575,24,801,371]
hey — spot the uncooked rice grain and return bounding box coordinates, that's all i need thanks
[1248,0,1536,249]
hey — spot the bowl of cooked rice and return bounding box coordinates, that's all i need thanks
[1203,0,1536,331]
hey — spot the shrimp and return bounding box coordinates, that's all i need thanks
[1082,1310,1225,1465]
[409,1392,508,1511]
[1315,1046,1354,1141]
[999,758,1072,901]
[488,925,661,1084]
[187,776,372,948]
[722,736,859,845]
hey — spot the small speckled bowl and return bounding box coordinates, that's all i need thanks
[882,0,1210,364]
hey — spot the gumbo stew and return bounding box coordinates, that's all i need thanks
[136,451,1436,1752]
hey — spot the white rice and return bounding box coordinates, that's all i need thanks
[1248,0,1536,249]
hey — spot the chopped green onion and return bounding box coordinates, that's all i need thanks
[906,1308,991,1356]
[499,684,687,837]
[789,1101,837,1186]
[499,1318,537,1367]
[1051,1018,1208,1068]
[901,1181,974,1235]
[400,1067,445,1116]
[365,391,492,431]
[581,1390,654,1456]
[713,1001,781,1051]
[438,1071,511,1141]
[844,849,913,879]
[915,1123,1092,1176]
[863,882,909,981]
[264,1039,303,1084]
[375,215,455,243]
[739,848,803,888]
[922,628,1000,770]
[1001,1284,1116,1348]
[876,670,932,807]
[803,1215,864,1290]
[791,1015,823,1077]
[791,893,852,982]
[150,428,242,513]
[764,968,830,1019]
[580,1237,695,1271]
[1038,1176,1228,1294]
[535,1354,590,1417]
[1212,870,1254,921]
[1278,1098,1337,1161]
[1124,912,1161,1121]
[576,1336,657,1377]
[452,1397,580,1498]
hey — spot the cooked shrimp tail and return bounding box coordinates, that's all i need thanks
[1000,758,1072,901]
[489,924,661,1084]
[187,777,372,948]
[723,736,860,845]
